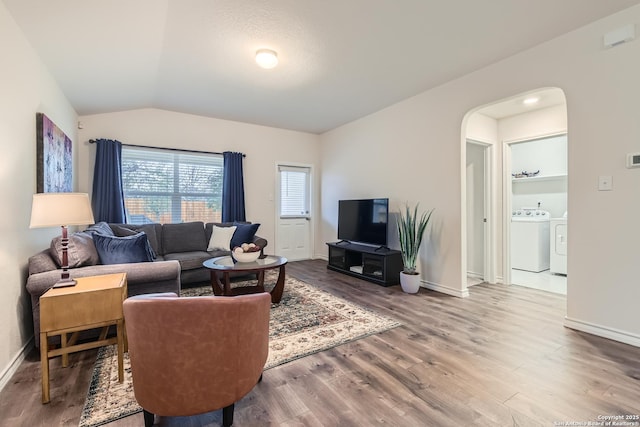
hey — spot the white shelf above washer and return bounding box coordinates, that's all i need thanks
[512,174,567,183]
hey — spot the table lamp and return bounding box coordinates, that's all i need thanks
[30,193,95,288]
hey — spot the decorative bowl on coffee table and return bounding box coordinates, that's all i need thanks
[232,251,260,263]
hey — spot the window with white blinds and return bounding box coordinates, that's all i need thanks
[121,146,223,224]
[279,165,310,217]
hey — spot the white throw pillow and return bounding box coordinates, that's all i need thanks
[207,225,237,251]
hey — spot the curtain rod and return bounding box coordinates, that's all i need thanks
[88,140,246,157]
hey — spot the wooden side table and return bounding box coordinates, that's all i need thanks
[39,273,127,404]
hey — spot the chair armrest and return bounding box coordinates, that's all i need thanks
[253,235,268,257]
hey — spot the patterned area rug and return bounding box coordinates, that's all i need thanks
[78,274,401,427]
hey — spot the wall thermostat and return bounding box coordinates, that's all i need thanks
[627,152,640,168]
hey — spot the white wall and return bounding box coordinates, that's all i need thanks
[0,2,78,387]
[76,108,321,254]
[511,134,567,178]
[320,86,468,297]
[499,104,568,142]
[320,6,640,345]
[467,113,498,143]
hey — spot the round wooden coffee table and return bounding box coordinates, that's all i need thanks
[202,255,288,303]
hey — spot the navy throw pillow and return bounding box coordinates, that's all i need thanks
[93,232,154,265]
[230,222,260,249]
[112,224,157,259]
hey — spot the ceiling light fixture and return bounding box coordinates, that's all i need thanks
[523,96,540,105]
[255,49,278,69]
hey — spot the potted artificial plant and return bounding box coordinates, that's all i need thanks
[396,204,433,293]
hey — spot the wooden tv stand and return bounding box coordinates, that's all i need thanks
[326,242,403,286]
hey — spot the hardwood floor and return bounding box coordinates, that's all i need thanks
[1,259,639,426]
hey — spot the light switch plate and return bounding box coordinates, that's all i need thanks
[598,175,613,191]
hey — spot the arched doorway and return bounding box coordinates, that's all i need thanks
[461,87,568,295]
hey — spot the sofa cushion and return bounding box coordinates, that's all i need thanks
[163,251,213,271]
[112,224,158,259]
[207,225,237,251]
[111,225,138,236]
[162,222,207,253]
[49,231,100,268]
[230,222,260,249]
[93,232,155,265]
[111,223,162,255]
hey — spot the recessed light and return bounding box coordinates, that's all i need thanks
[255,49,278,69]
[523,97,540,105]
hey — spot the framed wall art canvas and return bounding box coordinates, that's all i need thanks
[36,113,72,193]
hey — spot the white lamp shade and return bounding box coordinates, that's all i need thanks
[30,193,95,228]
[255,49,278,69]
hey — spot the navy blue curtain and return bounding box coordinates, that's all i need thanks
[222,151,246,222]
[91,139,126,223]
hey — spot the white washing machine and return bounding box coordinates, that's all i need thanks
[511,209,550,272]
[550,217,567,275]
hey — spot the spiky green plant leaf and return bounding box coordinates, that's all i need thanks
[396,204,433,274]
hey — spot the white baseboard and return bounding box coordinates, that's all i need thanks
[467,271,483,280]
[421,280,469,298]
[0,337,34,393]
[564,317,640,348]
[315,253,328,261]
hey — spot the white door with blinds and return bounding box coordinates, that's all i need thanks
[276,164,312,261]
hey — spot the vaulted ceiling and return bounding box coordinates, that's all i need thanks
[4,0,640,133]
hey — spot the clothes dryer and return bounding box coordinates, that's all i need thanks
[550,218,567,275]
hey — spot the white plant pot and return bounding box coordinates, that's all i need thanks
[400,271,421,293]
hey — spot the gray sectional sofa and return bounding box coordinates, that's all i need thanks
[26,220,266,347]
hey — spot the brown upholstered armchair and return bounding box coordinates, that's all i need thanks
[123,292,271,427]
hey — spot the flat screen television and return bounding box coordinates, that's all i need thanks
[338,198,389,246]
